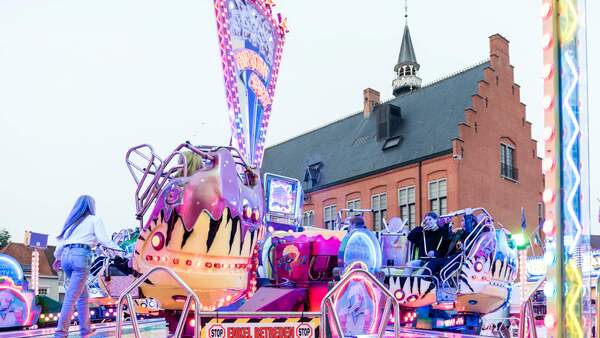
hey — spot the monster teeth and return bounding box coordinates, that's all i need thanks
[182,211,210,253]
[241,228,252,257]
[167,216,185,250]
[208,209,234,257]
[230,219,241,256]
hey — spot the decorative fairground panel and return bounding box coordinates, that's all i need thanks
[541,0,591,337]
[213,0,287,167]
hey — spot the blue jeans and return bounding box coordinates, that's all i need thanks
[55,247,93,337]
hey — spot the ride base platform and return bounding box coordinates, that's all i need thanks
[0,318,168,337]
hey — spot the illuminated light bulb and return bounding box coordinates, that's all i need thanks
[542,33,553,50]
[474,261,484,272]
[189,319,196,328]
[543,126,555,142]
[544,313,556,328]
[74,312,78,316]
[151,232,165,251]
[542,95,554,111]
[542,157,555,173]
[251,209,261,222]
[542,219,554,235]
[542,64,554,80]
[541,2,552,19]
[544,250,555,265]
[90,310,95,316]
[243,205,252,219]
[544,281,555,297]
[394,290,405,301]
[109,308,114,313]
[40,314,45,319]
[542,189,555,203]
[268,226,274,233]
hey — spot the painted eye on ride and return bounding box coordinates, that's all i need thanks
[151,232,165,251]
[474,260,484,272]
[243,205,252,220]
[251,208,260,223]
[406,295,417,303]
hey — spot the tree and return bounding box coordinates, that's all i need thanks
[0,228,10,249]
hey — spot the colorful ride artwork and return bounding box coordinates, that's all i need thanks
[0,253,40,329]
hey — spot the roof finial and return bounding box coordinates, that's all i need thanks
[404,0,408,24]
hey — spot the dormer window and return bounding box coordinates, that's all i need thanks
[304,162,323,187]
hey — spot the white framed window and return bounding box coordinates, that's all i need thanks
[500,143,518,180]
[302,210,315,227]
[39,288,48,295]
[398,186,416,228]
[371,193,387,231]
[347,199,361,217]
[429,179,447,215]
[324,205,337,230]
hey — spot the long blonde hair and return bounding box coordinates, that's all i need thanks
[177,151,202,177]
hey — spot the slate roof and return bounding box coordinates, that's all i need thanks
[262,61,490,192]
[395,24,419,71]
[1,242,58,277]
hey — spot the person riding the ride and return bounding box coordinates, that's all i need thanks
[406,212,452,271]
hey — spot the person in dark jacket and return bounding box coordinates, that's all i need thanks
[405,212,451,273]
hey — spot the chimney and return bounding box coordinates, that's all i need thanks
[363,88,380,118]
[489,34,510,67]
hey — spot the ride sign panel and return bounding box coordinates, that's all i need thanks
[203,319,317,338]
[213,0,287,166]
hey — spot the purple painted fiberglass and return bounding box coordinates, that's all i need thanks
[127,143,265,310]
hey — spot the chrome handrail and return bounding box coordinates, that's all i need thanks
[517,275,545,338]
[320,268,401,338]
[596,277,600,337]
[116,266,201,338]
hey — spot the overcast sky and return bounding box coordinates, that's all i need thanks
[0,0,598,243]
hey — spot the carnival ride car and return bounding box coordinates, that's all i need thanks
[125,142,265,311]
[383,208,518,333]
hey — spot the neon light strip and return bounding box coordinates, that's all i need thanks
[565,260,583,337]
[564,52,581,255]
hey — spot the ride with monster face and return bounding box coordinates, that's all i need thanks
[127,143,265,311]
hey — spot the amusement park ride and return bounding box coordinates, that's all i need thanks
[0,0,591,337]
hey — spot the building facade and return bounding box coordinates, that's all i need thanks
[262,25,543,236]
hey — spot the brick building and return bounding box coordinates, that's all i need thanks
[262,24,543,235]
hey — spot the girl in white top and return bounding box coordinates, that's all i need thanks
[53,195,120,338]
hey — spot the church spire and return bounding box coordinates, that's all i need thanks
[392,0,422,96]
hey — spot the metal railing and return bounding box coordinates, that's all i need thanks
[596,277,600,337]
[518,276,545,338]
[116,266,201,338]
[321,268,401,338]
